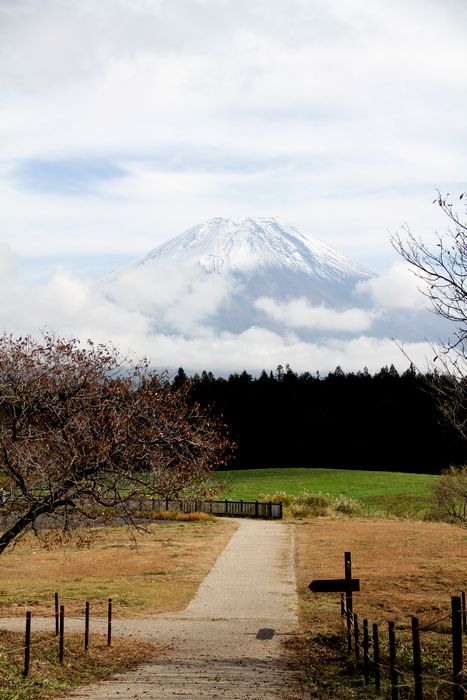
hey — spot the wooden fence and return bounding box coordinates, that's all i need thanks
[2,593,113,678]
[340,592,465,699]
[311,552,466,699]
[146,498,283,519]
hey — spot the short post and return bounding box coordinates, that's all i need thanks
[452,596,464,700]
[85,602,90,651]
[354,612,360,664]
[59,605,64,663]
[363,618,370,685]
[255,501,259,518]
[411,616,423,700]
[225,499,228,516]
[54,592,59,636]
[373,623,381,694]
[240,500,243,515]
[107,598,112,646]
[268,501,272,518]
[388,621,398,700]
[23,611,31,678]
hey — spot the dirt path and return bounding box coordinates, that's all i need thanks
[1,519,303,699]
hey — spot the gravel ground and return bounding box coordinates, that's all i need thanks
[0,519,303,699]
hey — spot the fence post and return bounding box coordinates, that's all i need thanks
[373,623,381,694]
[354,612,360,665]
[59,605,64,663]
[411,616,423,700]
[340,593,345,637]
[54,592,59,636]
[255,501,259,518]
[345,552,353,655]
[23,611,31,678]
[461,591,466,634]
[452,596,464,700]
[85,602,90,651]
[388,621,398,700]
[108,598,112,646]
[363,618,369,685]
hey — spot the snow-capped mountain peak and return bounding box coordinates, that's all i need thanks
[103,217,416,340]
[127,217,372,282]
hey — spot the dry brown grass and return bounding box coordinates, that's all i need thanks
[0,519,237,619]
[295,517,466,626]
[293,517,467,698]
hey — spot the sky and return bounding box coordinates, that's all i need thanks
[1,0,466,374]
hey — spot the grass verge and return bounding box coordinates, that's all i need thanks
[0,630,158,700]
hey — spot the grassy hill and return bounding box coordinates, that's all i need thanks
[216,467,437,517]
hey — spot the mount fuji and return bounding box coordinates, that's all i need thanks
[100,217,443,343]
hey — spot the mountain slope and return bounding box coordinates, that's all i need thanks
[100,217,443,341]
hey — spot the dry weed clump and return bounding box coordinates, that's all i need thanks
[147,510,214,522]
[259,490,362,518]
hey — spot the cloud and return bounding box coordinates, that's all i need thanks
[0,243,17,280]
[0,0,463,373]
[356,263,428,310]
[255,297,377,332]
[0,259,437,376]
[102,261,236,334]
[1,0,466,276]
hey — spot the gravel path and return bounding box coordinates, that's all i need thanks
[1,519,303,699]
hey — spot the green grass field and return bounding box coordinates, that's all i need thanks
[216,468,438,517]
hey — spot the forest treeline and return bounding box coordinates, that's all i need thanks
[174,364,465,474]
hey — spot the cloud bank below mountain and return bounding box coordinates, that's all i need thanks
[0,218,448,376]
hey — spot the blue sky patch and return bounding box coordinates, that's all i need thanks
[14,158,127,195]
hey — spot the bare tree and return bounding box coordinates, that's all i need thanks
[392,192,467,356]
[392,192,467,441]
[0,334,232,554]
[392,193,467,525]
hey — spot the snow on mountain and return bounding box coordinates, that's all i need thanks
[129,217,371,280]
[100,217,444,342]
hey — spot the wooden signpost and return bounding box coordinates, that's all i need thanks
[308,552,360,653]
[308,578,360,593]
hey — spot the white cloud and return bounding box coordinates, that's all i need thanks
[0,243,17,280]
[255,297,377,332]
[0,260,437,376]
[103,261,236,334]
[356,263,428,310]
